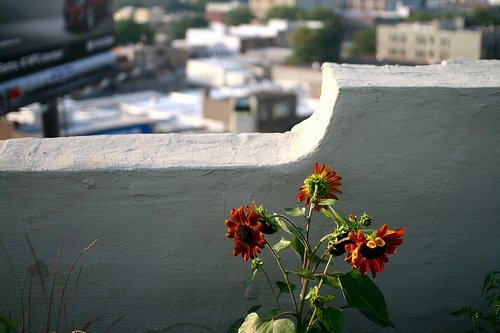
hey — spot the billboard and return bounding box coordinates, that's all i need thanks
[0,0,116,114]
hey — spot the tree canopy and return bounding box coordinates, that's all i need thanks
[264,6,303,21]
[288,16,342,64]
[115,19,154,45]
[171,15,208,39]
[348,28,376,57]
[223,7,254,26]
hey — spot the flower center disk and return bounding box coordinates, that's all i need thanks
[236,225,254,244]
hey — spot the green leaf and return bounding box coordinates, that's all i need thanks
[317,307,344,333]
[248,305,262,313]
[273,237,291,253]
[276,218,305,239]
[270,318,296,333]
[290,237,305,261]
[338,270,395,328]
[318,199,339,206]
[262,309,282,320]
[225,317,244,333]
[0,315,17,333]
[276,217,292,235]
[226,306,261,333]
[322,294,336,304]
[284,207,306,217]
[239,312,296,333]
[244,269,258,285]
[321,208,334,220]
[330,208,356,230]
[276,281,296,293]
[320,274,341,288]
[293,268,315,281]
[320,275,339,288]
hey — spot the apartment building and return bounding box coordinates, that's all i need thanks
[377,19,500,64]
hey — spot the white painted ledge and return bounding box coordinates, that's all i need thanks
[1,60,499,171]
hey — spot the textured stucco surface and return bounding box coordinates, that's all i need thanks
[1,60,499,333]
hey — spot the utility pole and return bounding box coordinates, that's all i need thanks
[41,98,60,138]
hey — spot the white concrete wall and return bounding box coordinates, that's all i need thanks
[1,60,500,333]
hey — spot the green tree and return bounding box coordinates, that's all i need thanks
[471,7,500,26]
[405,11,436,23]
[264,6,304,21]
[223,7,254,26]
[288,17,342,64]
[348,28,376,57]
[115,19,155,45]
[304,7,336,21]
[171,15,208,39]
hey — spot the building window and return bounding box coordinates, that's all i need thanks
[272,102,292,120]
[416,35,426,44]
[415,49,426,57]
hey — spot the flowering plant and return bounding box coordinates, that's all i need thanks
[225,163,405,333]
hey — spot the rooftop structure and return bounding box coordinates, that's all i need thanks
[205,1,243,22]
[377,19,500,64]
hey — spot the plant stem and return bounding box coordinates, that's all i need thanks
[271,214,304,237]
[265,241,299,316]
[298,186,318,319]
[306,255,334,331]
[261,267,281,311]
[271,214,310,252]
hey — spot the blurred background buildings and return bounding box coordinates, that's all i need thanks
[1,0,499,138]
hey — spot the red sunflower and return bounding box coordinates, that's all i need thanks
[344,224,404,278]
[225,206,266,261]
[296,162,342,210]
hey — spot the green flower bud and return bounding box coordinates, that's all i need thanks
[251,258,263,271]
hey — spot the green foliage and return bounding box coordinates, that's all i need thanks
[264,6,304,21]
[237,312,296,333]
[225,163,405,332]
[288,17,342,64]
[304,7,337,21]
[115,19,154,45]
[339,270,395,328]
[405,11,437,23]
[171,15,208,39]
[0,315,16,333]
[223,7,255,26]
[451,271,499,332]
[317,307,343,333]
[470,7,500,26]
[348,28,376,57]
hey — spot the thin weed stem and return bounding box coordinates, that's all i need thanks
[45,235,65,333]
[56,239,97,331]
[0,237,26,333]
[261,267,281,311]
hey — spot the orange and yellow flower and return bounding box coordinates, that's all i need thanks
[225,206,266,261]
[296,163,342,210]
[344,224,404,278]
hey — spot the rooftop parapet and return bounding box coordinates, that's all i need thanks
[1,60,499,332]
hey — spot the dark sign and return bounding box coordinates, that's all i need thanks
[0,0,115,81]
